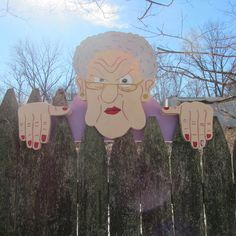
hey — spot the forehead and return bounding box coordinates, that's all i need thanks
[88,49,139,67]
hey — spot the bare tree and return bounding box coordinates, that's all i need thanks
[153,54,183,103]
[157,22,236,97]
[4,40,75,102]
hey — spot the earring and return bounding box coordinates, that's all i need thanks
[143,93,149,100]
[80,92,85,97]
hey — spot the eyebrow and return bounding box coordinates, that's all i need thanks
[115,68,135,81]
[94,58,129,74]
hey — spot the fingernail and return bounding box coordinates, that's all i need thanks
[163,107,169,110]
[28,140,32,146]
[207,134,212,139]
[185,134,190,141]
[21,135,25,140]
[41,135,47,142]
[193,142,198,148]
[34,142,39,149]
[62,106,68,111]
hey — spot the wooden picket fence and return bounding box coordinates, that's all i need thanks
[0,88,235,236]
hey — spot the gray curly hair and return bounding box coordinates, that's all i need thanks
[73,31,157,80]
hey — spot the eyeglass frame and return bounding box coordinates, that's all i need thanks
[84,80,143,92]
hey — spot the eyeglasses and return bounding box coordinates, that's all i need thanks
[85,80,143,92]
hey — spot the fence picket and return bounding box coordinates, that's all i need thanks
[171,124,204,236]
[77,126,108,236]
[0,89,18,236]
[203,117,236,236]
[140,117,174,236]
[109,131,140,236]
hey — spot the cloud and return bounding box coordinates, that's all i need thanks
[20,0,128,29]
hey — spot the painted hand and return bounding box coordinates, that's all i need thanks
[18,102,71,150]
[162,102,214,149]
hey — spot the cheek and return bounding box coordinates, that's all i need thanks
[85,91,101,125]
[122,90,146,129]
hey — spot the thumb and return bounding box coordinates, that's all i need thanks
[161,105,181,115]
[48,104,71,116]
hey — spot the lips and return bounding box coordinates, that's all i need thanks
[104,106,121,115]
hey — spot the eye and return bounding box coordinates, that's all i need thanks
[94,77,105,83]
[119,74,133,84]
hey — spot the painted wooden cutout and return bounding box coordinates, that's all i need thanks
[18,31,213,150]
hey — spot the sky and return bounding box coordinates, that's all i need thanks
[0,0,235,76]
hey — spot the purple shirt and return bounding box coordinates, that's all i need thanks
[67,96,178,142]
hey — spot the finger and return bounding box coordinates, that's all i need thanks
[18,108,26,141]
[198,109,206,148]
[205,106,214,140]
[32,113,42,150]
[40,113,51,144]
[161,105,181,115]
[180,107,191,142]
[190,109,199,149]
[48,104,71,116]
[26,114,33,148]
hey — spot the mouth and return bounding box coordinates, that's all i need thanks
[104,106,121,115]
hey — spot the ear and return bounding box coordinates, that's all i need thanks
[76,75,87,101]
[141,79,155,102]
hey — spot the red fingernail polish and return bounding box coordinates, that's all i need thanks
[62,106,68,111]
[207,134,212,139]
[185,134,190,141]
[28,140,32,146]
[21,135,25,140]
[163,107,169,110]
[41,135,47,142]
[34,142,39,149]
[193,142,198,148]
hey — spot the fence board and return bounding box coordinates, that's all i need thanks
[0,89,19,236]
[77,126,108,236]
[110,131,140,236]
[140,117,174,236]
[233,139,236,200]
[16,89,77,236]
[34,90,77,236]
[203,117,235,236]
[171,124,204,236]
[16,89,49,235]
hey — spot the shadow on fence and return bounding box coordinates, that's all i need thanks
[0,88,235,236]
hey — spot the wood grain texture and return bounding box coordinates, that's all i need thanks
[16,89,77,236]
[109,131,140,236]
[140,117,174,236]
[171,123,204,236]
[203,117,236,236]
[77,126,108,236]
[0,89,19,235]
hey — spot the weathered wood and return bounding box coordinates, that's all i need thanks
[33,89,77,236]
[16,89,47,235]
[140,117,174,236]
[203,117,236,236]
[78,126,108,236]
[0,89,19,235]
[110,131,140,236]
[27,88,42,103]
[233,139,236,215]
[16,89,77,236]
[171,123,204,236]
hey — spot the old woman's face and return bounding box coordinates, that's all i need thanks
[77,49,154,138]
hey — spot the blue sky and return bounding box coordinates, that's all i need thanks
[0,0,235,74]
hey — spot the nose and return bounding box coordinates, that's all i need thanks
[101,84,118,103]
